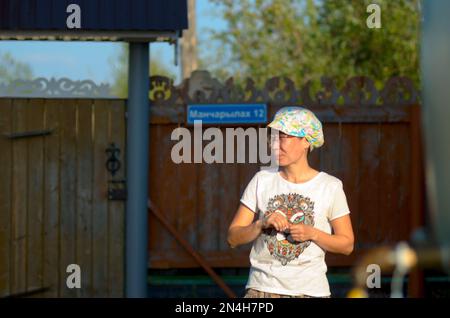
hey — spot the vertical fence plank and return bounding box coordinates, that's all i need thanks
[196,126,222,252]
[218,130,241,252]
[148,124,162,262]
[148,125,178,257]
[174,126,198,252]
[197,161,220,252]
[42,100,61,297]
[26,99,45,294]
[339,124,361,248]
[59,100,77,297]
[397,123,411,241]
[0,99,12,297]
[107,100,125,297]
[162,124,199,264]
[321,123,342,178]
[76,100,94,297]
[10,99,28,295]
[358,124,381,248]
[162,125,180,252]
[409,106,425,237]
[378,123,399,243]
[92,100,109,297]
[408,105,425,297]
[218,163,240,252]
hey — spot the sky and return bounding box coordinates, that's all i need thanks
[0,0,227,85]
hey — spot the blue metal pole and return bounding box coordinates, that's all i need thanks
[126,42,149,297]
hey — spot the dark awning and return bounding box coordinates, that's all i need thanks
[0,0,188,41]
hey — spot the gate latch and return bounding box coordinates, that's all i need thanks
[105,143,126,201]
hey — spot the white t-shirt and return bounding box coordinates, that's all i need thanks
[240,169,350,297]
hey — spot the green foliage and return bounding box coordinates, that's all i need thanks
[204,0,421,88]
[0,51,33,83]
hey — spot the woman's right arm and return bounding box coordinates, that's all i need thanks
[227,204,262,248]
[227,204,289,248]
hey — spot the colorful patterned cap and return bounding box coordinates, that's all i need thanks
[268,106,324,151]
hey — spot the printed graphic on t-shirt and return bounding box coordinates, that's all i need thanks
[263,193,315,266]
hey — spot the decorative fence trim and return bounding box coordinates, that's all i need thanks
[0,77,117,99]
[151,71,420,106]
[0,71,420,105]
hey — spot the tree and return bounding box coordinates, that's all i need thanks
[204,0,420,88]
[0,51,33,84]
[181,0,199,79]
[110,44,176,98]
[318,0,421,87]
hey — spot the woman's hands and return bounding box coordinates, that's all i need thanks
[262,212,317,242]
[262,212,290,232]
[289,223,317,242]
[258,212,354,255]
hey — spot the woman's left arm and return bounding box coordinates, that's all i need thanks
[290,214,354,255]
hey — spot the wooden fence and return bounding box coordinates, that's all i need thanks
[146,74,424,271]
[147,104,425,268]
[0,98,126,297]
[0,73,425,297]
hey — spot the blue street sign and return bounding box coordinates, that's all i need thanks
[187,104,267,125]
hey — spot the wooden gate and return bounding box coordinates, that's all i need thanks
[0,98,126,297]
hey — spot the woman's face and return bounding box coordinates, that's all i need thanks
[271,130,310,166]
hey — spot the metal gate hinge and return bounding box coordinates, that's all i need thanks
[3,129,54,139]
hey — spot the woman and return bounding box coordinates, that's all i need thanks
[227,106,354,298]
